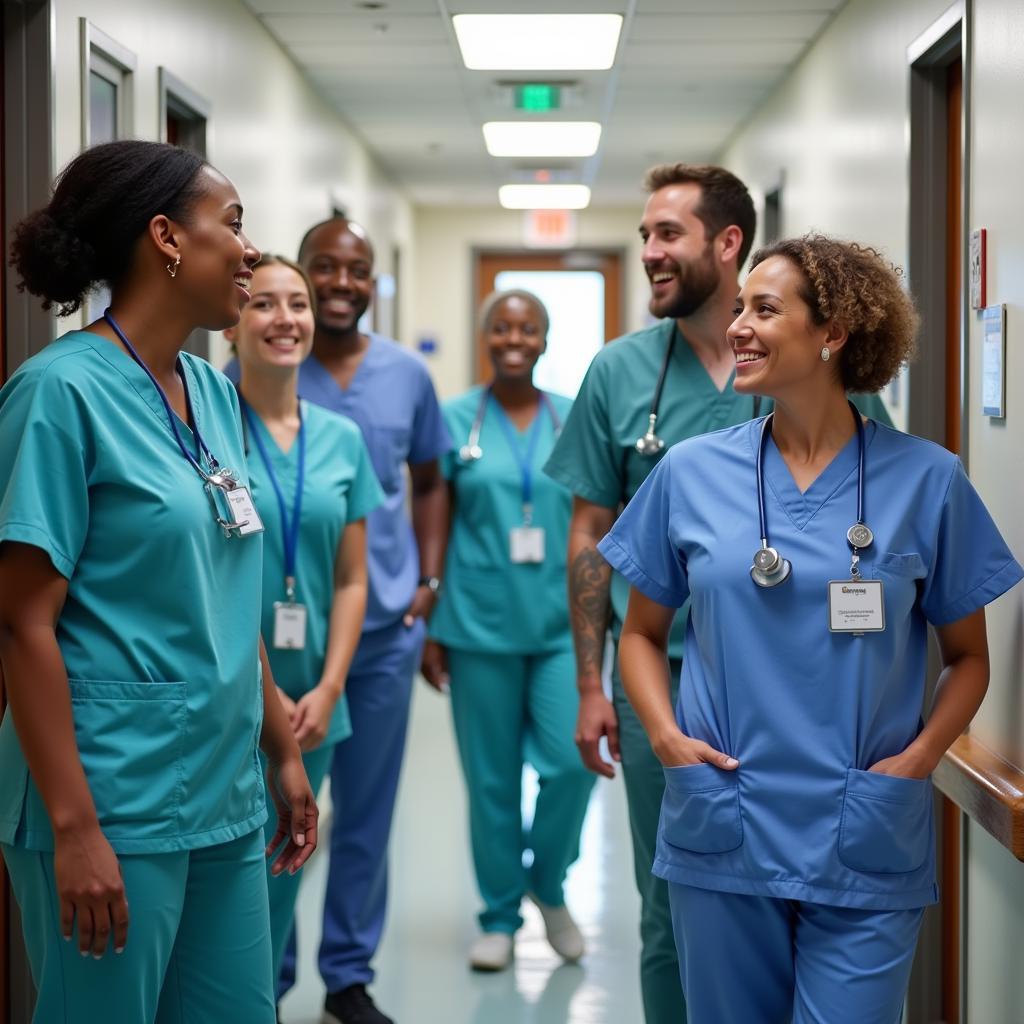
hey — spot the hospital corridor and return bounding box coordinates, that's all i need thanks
[2,2,1024,1024]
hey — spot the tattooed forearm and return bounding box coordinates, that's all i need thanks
[569,547,612,681]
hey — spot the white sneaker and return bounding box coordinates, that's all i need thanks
[469,931,514,972]
[528,893,585,962]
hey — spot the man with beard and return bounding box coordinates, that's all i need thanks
[227,218,450,1024]
[543,164,890,1024]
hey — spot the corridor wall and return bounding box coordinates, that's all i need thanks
[721,0,1024,1018]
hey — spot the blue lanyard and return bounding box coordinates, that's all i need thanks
[491,391,559,524]
[103,310,223,483]
[240,399,305,600]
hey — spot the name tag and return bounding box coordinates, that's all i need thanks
[828,580,885,634]
[273,602,307,650]
[510,526,545,564]
[225,486,264,536]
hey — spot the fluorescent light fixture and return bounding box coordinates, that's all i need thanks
[453,14,623,71]
[483,122,602,158]
[498,184,591,210]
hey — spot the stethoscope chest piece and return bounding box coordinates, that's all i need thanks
[459,443,483,463]
[750,544,792,588]
[635,415,666,457]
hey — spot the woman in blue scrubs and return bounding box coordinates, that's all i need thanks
[599,235,1023,1023]
[225,254,382,1004]
[0,141,318,1024]
[422,290,594,972]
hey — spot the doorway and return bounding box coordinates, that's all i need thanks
[906,7,966,1023]
[474,250,623,397]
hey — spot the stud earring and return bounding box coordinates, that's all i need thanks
[820,346,831,362]
[166,255,181,278]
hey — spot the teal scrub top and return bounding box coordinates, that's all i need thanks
[543,319,894,657]
[0,332,267,854]
[599,421,1022,909]
[244,400,383,746]
[430,387,574,654]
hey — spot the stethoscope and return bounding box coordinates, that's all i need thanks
[750,399,873,588]
[459,386,561,462]
[635,326,761,456]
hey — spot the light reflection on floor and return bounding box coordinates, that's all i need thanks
[280,681,644,1024]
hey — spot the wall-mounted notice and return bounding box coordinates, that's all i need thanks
[969,228,987,310]
[982,304,1006,419]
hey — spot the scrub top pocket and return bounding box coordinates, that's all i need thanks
[69,680,187,840]
[661,762,743,854]
[838,767,932,874]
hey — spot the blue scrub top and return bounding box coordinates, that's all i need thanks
[0,332,267,854]
[226,335,450,632]
[599,419,1022,910]
[245,401,384,746]
[429,386,574,654]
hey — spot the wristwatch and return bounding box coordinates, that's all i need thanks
[418,575,441,594]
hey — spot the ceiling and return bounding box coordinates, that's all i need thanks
[241,0,849,207]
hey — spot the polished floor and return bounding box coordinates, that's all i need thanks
[279,681,644,1024]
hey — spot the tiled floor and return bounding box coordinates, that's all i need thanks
[279,682,644,1024]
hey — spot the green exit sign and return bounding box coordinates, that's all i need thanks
[515,84,560,111]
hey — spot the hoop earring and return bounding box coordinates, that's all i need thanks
[820,346,831,362]
[166,255,181,278]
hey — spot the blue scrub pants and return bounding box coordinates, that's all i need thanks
[262,742,335,1000]
[612,653,686,1024]
[447,647,594,934]
[2,829,274,1024]
[280,618,425,996]
[669,884,924,1024]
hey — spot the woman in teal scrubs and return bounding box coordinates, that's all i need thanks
[0,141,318,1024]
[225,254,383,1002]
[600,235,1023,1023]
[422,290,594,972]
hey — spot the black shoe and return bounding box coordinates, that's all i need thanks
[324,984,394,1024]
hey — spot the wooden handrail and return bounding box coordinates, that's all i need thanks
[933,733,1024,860]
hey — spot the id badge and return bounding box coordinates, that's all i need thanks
[510,526,545,563]
[273,602,307,649]
[828,580,885,634]
[225,486,264,536]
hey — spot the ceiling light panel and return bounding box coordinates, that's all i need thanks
[498,184,591,210]
[483,121,601,158]
[453,15,623,71]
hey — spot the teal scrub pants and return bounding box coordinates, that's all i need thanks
[447,647,595,934]
[669,884,924,1023]
[611,653,686,1024]
[262,741,335,999]
[2,829,275,1024]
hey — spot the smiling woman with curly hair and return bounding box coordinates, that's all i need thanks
[599,233,1022,1022]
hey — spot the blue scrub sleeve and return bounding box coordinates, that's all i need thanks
[0,367,91,579]
[542,357,622,509]
[346,434,386,522]
[920,460,1023,625]
[407,363,451,465]
[597,453,689,608]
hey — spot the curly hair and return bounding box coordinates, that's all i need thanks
[749,234,919,392]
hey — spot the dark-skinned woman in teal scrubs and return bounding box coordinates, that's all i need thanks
[422,290,594,972]
[0,141,317,1024]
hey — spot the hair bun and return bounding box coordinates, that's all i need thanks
[10,207,99,316]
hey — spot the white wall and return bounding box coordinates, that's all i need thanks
[53,0,413,362]
[411,205,648,399]
[722,0,1024,1018]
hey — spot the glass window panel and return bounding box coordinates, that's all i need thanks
[89,70,118,145]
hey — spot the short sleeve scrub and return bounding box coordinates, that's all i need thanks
[0,332,275,1023]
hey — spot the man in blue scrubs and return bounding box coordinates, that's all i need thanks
[269,219,449,1024]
